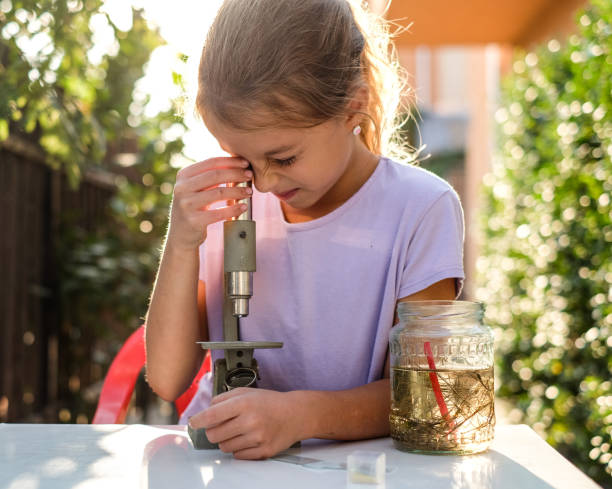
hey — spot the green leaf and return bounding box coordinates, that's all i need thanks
[477,1,612,484]
[0,119,8,141]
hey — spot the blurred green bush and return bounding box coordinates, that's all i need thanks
[477,0,611,484]
[1,0,186,422]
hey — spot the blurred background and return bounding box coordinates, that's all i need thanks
[0,0,610,485]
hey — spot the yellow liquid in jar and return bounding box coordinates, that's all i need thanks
[390,366,495,454]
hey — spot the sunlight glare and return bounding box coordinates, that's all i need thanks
[100,0,133,31]
[102,0,225,164]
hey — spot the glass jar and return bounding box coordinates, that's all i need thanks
[389,300,495,454]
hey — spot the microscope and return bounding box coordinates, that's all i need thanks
[188,180,282,449]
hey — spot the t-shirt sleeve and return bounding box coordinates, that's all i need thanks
[398,189,465,299]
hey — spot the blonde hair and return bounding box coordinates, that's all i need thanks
[197,0,411,161]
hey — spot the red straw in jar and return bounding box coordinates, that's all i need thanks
[424,341,456,431]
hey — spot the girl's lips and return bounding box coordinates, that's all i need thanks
[273,188,299,201]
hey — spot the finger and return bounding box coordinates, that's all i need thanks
[193,396,244,429]
[183,204,247,231]
[233,436,294,460]
[205,416,249,444]
[232,445,271,460]
[189,407,236,431]
[218,434,261,456]
[179,168,253,194]
[180,186,251,211]
[178,157,248,180]
[198,203,249,226]
[175,169,252,199]
[210,387,252,406]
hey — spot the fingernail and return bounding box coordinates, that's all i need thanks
[245,186,253,194]
[240,159,249,167]
[240,204,247,211]
[244,170,253,177]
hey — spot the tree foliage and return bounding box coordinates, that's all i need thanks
[477,0,611,484]
[1,0,187,421]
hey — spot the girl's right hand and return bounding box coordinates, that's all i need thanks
[166,156,253,251]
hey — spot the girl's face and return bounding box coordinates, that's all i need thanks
[204,114,371,218]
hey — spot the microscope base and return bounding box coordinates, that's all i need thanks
[187,425,218,450]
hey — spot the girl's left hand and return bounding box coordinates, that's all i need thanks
[188,388,303,460]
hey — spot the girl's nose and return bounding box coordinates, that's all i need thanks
[252,165,279,194]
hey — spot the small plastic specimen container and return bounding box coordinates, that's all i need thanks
[347,450,386,486]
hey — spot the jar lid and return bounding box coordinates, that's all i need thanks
[397,300,483,321]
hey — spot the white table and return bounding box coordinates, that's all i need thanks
[0,424,601,488]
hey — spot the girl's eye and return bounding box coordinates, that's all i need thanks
[273,156,296,167]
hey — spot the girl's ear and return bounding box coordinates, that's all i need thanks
[345,84,369,128]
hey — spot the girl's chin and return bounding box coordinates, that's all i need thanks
[280,194,329,216]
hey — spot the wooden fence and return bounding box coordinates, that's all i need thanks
[0,138,115,422]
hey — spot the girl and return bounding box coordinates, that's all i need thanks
[145,0,464,460]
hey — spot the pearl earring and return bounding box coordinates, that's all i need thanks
[352,125,361,136]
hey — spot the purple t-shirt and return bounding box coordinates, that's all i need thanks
[179,157,464,422]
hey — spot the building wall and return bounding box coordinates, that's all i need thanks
[392,0,584,295]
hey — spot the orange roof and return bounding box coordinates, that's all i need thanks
[369,0,587,46]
